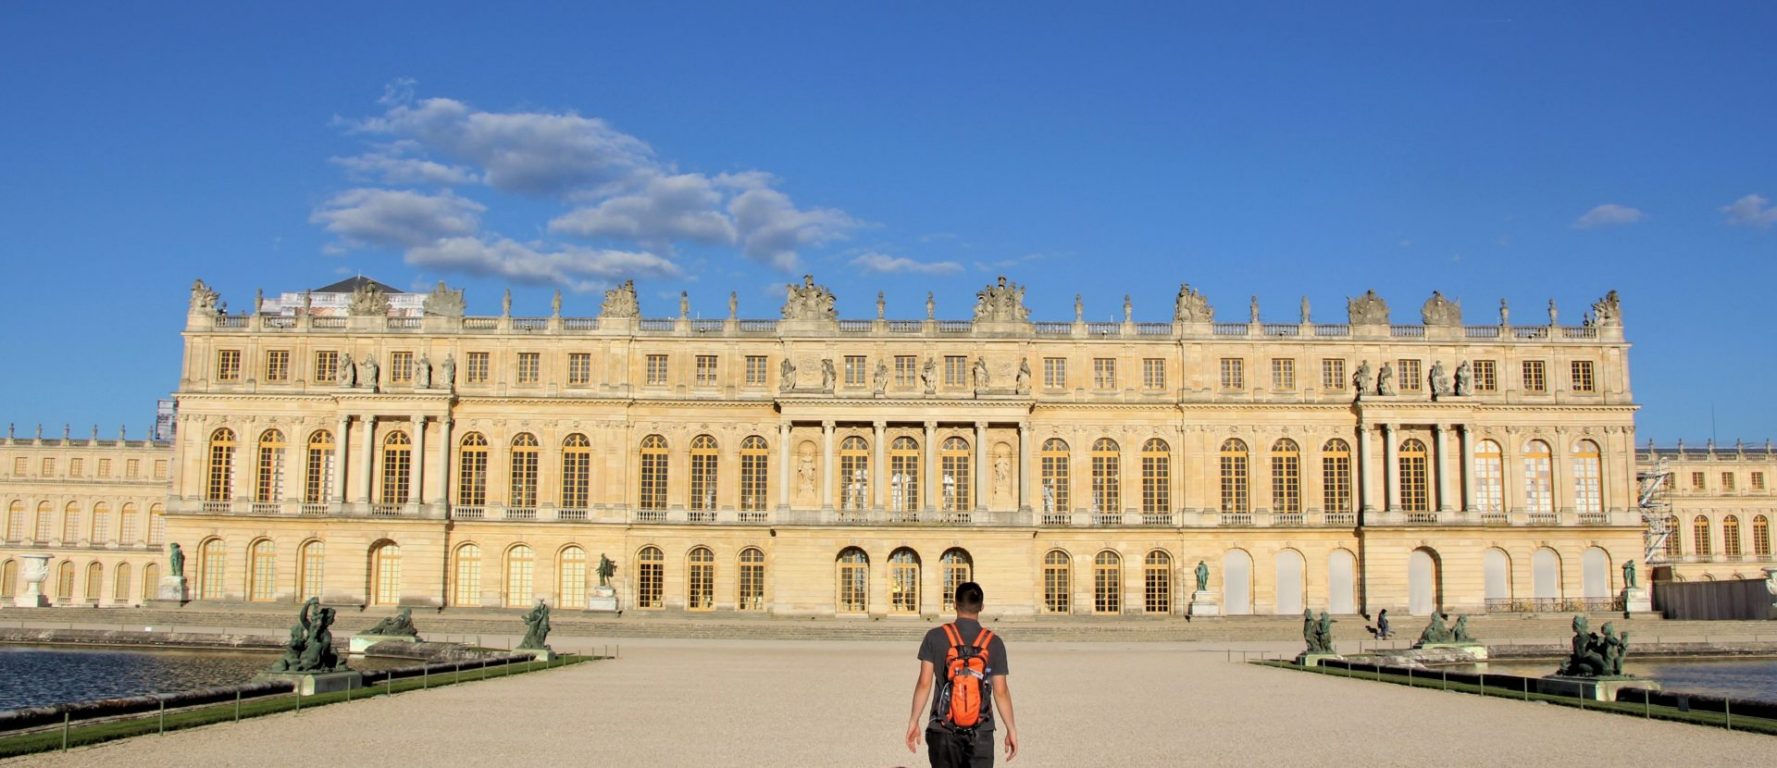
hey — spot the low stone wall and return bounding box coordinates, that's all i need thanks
[0,627,286,652]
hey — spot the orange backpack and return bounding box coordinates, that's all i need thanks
[938,623,995,729]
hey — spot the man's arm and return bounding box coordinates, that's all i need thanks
[992,675,1018,761]
[904,660,934,753]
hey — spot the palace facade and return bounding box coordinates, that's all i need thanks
[2,276,1701,618]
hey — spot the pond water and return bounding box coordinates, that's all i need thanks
[1476,658,1777,702]
[0,646,407,712]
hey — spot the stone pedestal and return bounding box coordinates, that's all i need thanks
[515,647,556,662]
[1296,653,1341,668]
[260,670,363,696]
[587,585,620,613]
[1536,675,1660,702]
[1623,586,1653,615]
[1188,590,1220,618]
[13,554,51,607]
[1414,642,1490,661]
[349,634,422,654]
[156,575,187,603]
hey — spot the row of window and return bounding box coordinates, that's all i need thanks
[0,559,160,604]
[1660,514,1776,560]
[1684,470,1770,493]
[6,456,167,480]
[2,499,166,545]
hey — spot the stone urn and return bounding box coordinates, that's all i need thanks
[14,553,51,607]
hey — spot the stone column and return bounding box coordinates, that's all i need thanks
[335,415,350,505]
[1434,423,1453,512]
[359,415,378,504]
[873,421,887,509]
[778,422,791,509]
[1459,425,1475,511]
[1018,422,1032,510]
[1357,421,1375,512]
[411,415,426,506]
[974,422,988,511]
[924,421,938,510]
[438,416,454,512]
[1382,422,1398,511]
[821,420,836,510]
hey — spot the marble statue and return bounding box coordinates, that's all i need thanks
[597,554,615,587]
[1451,615,1475,644]
[1074,294,1084,323]
[874,360,889,395]
[993,455,1011,499]
[361,356,380,392]
[1194,560,1210,592]
[1347,289,1389,325]
[1300,295,1311,324]
[779,358,797,393]
[1499,298,1510,327]
[1015,359,1032,395]
[189,278,220,312]
[552,290,562,317]
[519,600,552,651]
[972,276,1029,323]
[876,291,885,320]
[1623,559,1637,589]
[1547,299,1558,327]
[1248,295,1259,325]
[501,289,512,317]
[678,291,689,319]
[349,283,390,317]
[338,353,357,388]
[1416,613,1452,646]
[782,275,837,321]
[1174,283,1213,323]
[820,358,836,390]
[1421,291,1462,326]
[1453,360,1472,396]
[600,280,640,318]
[1376,362,1395,396]
[1352,360,1372,396]
[728,291,738,320]
[440,353,456,391]
[1429,360,1450,397]
[796,451,816,496]
[1125,294,1135,324]
[926,291,935,321]
[1591,290,1621,327]
[920,358,937,394]
[1041,482,1056,514]
[364,607,420,639]
[169,542,185,579]
[415,354,432,389]
[972,357,989,390]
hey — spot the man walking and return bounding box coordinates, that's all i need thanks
[905,581,1019,766]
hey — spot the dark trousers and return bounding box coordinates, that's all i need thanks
[927,727,995,768]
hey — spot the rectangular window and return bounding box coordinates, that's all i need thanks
[517,352,541,385]
[645,354,668,385]
[746,355,768,386]
[69,458,84,477]
[1691,471,1706,490]
[844,355,866,386]
[1043,357,1066,389]
[1271,359,1295,391]
[466,352,490,384]
[1142,358,1165,390]
[1397,359,1422,392]
[264,350,290,382]
[1722,472,1736,492]
[1093,358,1116,389]
[1473,360,1498,392]
[1570,360,1596,393]
[13,457,25,476]
[1219,358,1244,390]
[567,353,592,386]
[41,458,54,475]
[154,460,168,479]
[389,351,414,384]
[1522,360,1547,393]
[98,458,111,478]
[1753,471,1766,491]
[895,355,917,387]
[314,351,339,385]
[216,349,242,382]
[126,459,140,478]
[1321,359,1345,391]
[944,356,968,387]
[697,355,719,386]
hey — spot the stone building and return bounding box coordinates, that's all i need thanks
[1,276,1681,617]
[1640,440,1777,582]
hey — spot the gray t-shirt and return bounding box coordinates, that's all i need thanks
[917,618,1009,730]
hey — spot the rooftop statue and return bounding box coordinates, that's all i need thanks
[1499,298,1510,327]
[678,291,689,319]
[1352,360,1373,396]
[189,279,220,313]
[1429,360,1451,398]
[519,600,553,651]
[415,354,432,389]
[348,283,391,317]
[364,607,421,639]
[972,276,1030,323]
[422,281,465,317]
[1347,289,1390,325]
[338,352,357,388]
[1591,290,1622,327]
[552,290,563,317]
[782,274,837,321]
[1376,362,1395,396]
[1421,291,1462,327]
[1453,360,1473,396]
[1300,295,1311,324]
[729,291,739,320]
[600,280,640,318]
[1174,283,1213,323]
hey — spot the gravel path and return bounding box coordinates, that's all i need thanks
[11,638,1771,767]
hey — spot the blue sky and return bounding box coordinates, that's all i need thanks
[1,3,1772,443]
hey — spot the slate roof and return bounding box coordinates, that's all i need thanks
[312,276,404,294]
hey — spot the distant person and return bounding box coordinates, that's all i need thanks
[1376,609,1392,639]
[905,581,1019,766]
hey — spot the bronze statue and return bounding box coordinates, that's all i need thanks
[364,607,420,639]
[519,600,552,651]
[1415,613,1452,645]
[168,542,184,579]
[597,553,616,587]
[1450,614,1474,643]
[1194,561,1209,593]
[1556,614,1616,677]
[269,598,346,673]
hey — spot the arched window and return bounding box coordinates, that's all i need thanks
[256,429,285,504]
[1399,439,1429,512]
[197,538,226,600]
[889,548,921,614]
[207,428,236,502]
[299,541,325,601]
[119,502,138,545]
[1141,439,1171,515]
[1322,439,1352,517]
[1271,439,1301,515]
[839,436,869,511]
[560,434,591,511]
[90,502,111,545]
[687,546,715,610]
[34,501,52,543]
[1693,515,1713,558]
[1572,440,1602,516]
[1523,440,1553,517]
[559,546,587,607]
[149,503,166,546]
[636,546,664,609]
[112,563,132,604]
[1040,438,1070,515]
[889,437,921,514]
[505,544,535,607]
[1663,514,1682,558]
[453,543,481,606]
[5,501,23,542]
[141,563,159,603]
[1043,550,1072,614]
[509,434,539,510]
[639,436,668,511]
[304,430,335,505]
[691,436,719,512]
[457,433,489,507]
[941,437,971,513]
[1474,440,1504,514]
[1094,550,1123,614]
[0,559,14,599]
[836,547,870,613]
[740,436,769,512]
[379,432,412,505]
[84,562,102,603]
[1724,515,1743,559]
[56,561,74,602]
[62,502,80,544]
[1220,439,1249,514]
[941,548,973,612]
[738,547,766,611]
[248,539,276,601]
[1144,549,1173,614]
[369,541,401,605]
[1091,438,1121,514]
[1755,515,1772,559]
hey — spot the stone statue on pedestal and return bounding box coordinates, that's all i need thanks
[874,360,889,395]
[415,355,432,389]
[820,359,836,390]
[339,353,357,388]
[972,357,989,391]
[440,354,456,391]
[362,357,380,392]
[920,358,936,394]
[1453,360,1472,396]
[779,358,797,393]
[1376,362,1395,396]
[169,543,185,579]
[364,607,420,639]
[1623,559,1637,589]
[597,554,616,587]
[1429,360,1450,398]
[1015,359,1032,395]
[519,600,552,651]
[1352,360,1372,396]
[925,292,935,321]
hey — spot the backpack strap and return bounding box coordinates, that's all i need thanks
[941,623,964,654]
[972,629,995,664]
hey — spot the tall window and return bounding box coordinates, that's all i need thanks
[1754,516,1772,559]
[1399,439,1429,512]
[697,355,719,386]
[304,430,335,505]
[299,541,325,601]
[1093,358,1117,389]
[1140,439,1170,515]
[1663,515,1682,559]
[1271,439,1301,515]
[1522,440,1553,517]
[1220,439,1249,514]
[945,355,968,387]
[1522,360,1547,393]
[62,502,80,543]
[1473,359,1498,392]
[5,501,23,542]
[941,548,972,611]
[466,351,489,384]
[1397,359,1423,392]
[1474,440,1504,513]
[1043,550,1071,613]
[568,353,592,386]
[457,433,489,506]
[1693,516,1713,557]
[248,539,276,602]
[1321,359,1346,391]
[837,548,869,613]
[90,503,110,544]
[509,434,539,509]
[389,351,413,384]
[1040,438,1071,515]
[889,548,920,614]
[85,562,102,603]
[256,429,285,504]
[639,435,668,510]
[216,349,242,381]
[34,502,50,543]
[1144,550,1173,614]
[1322,439,1352,516]
[198,538,225,600]
[264,350,290,382]
[1572,440,1602,516]
[740,436,769,512]
[561,434,591,510]
[1142,358,1165,389]
[747,355,769,386]
[119,503,138,545]
[1271,358,1295,390]
[314,351,340,384]
[687,546,715,610]
[843,355,866,386]
[56,562,73,602]
[379,432,412,505]
[207,428,236,502]
[890,437,920,513]
[148,504,165,545]
[371,541,401,605]
[839,436,868,510]
[1043,357,1066,389]
[141,563,159,603]
[516,352,541,384]
[636,546,664,609]
[453,543,481,606]
[894,355,918,388]
[0,559,14,599]
[1094,550,1123,614]
[1091,438,1121,513]
[645,354,668,385]
[738,547,766,611]
[505,545,534,607]
[1219,358,1244,390]
[941,437,971,512]
[1570,360,1596,393]
[113,563,131,604]
[1724,516,1743,559]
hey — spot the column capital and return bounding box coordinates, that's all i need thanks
[924,421,938,430]
[1379,421,1393,434]
[873,420,887,429]
[974,421,988,430]
[821,420,836,429]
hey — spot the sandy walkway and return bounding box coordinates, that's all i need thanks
[11,638,1771,767]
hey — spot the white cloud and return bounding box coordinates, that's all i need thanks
[851,252,964,275]
[1723,194,1777,228]
[330,141,479,186]
[725,176,857,270]
[1573,203,1644,229]
[407,237,681,291]
[548,173,735,244]
[309,188,484,249]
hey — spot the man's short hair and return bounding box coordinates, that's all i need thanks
[955,581,984,612]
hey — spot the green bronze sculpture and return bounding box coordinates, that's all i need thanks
[1623,559,1638,590]
[1450,614,1475,643]
[268,598,347,673]
[168,543,184,579]
[1556,614,1629,677]
[1300,609,1336,654]
[519,600,552,651]
[597,554,616,588]
[1415,612,1452,645]
[364,607,421,639]
[1194,560,1209,593]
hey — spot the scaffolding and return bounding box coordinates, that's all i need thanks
[1638,456,1673,564]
